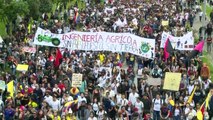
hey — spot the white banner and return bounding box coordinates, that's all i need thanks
[34,27,155,59]
[160,31,194,50]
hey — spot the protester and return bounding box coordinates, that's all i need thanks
[0,0,213,120]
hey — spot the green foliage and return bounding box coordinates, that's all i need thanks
[26,0,40,20]
[2,1,29,22]
[201,3,212,19]
[39,0,53,13]
[0,22,6,37]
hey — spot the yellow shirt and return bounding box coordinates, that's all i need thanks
[50,115,61,120]
[116,54,120,60]
[66,115,77,120]
[28,101,38,108]
[99,54,105,63]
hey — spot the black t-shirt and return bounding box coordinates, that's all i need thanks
[193,90,203,103]
[141,98,151,113]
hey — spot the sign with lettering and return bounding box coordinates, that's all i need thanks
[34,27,155,59]
[160,31,194,51]
[71,73,83,87]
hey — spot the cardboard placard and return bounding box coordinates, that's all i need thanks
[163,72,181,91]
[71,73,83,87]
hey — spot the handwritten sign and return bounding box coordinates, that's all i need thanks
[163,72,181,91]
[71,73,83,87]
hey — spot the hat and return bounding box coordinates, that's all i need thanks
[70,87,79,95]
[19,106,25,111]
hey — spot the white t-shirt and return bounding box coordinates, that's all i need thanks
[134,101,144,113]
[78,96,87,104]
[152,99,162,111]
[120,98,128,107]
[67,96,73,102]
[109,90,115,98]
[98,110,105,120]
[199,12,203,17]
[174,108,181,116]
[44,95,53,105]
[187,85,194,95]
[187,109,196,120]
[92,103,99,111]
[53,87,61,93]
[128,92,139,105]
[137,69,143,76]
[50,99,60,111]
[88,117,98,120]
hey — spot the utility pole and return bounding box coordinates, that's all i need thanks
[201,0,207,40]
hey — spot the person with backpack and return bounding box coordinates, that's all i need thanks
[152,94,163,120]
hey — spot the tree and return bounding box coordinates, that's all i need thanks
[4,1,29,22]
[26,0,40,20]
[39,0,53,14]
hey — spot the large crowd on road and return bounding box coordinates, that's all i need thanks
[0,0,213,120]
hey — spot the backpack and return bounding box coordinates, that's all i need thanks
[153,98,163,106]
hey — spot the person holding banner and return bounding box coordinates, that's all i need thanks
[2,0,213,119]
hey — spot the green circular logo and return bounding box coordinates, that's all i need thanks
[141,43,150,53]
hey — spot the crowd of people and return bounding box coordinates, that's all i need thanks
[0,0,213,120]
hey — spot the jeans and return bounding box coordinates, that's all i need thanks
[153,110,160,120]
[207,43,212,53]
[11,68,16,75]
[173,115,181,120]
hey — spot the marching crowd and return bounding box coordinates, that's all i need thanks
[0,0,213,120]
